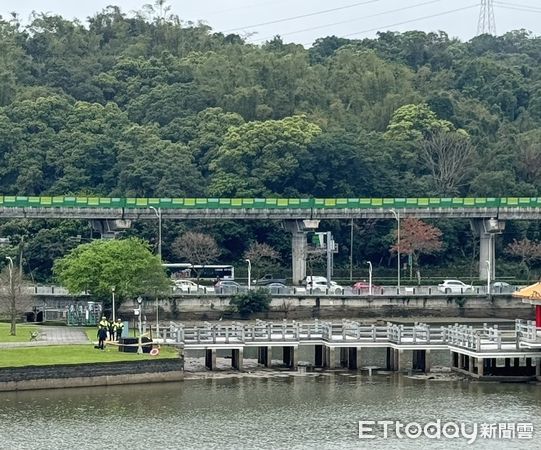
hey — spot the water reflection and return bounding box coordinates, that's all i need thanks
[0,374,540,449]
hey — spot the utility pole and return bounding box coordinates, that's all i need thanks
[326,232,332,288]
[18,236,24,278]
[149,206,162,260]
[349,219,353,282]
[477,0,496,35]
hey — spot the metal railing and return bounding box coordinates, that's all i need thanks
[176,284,521,297]
[515,319,538,343]
[157,320,538,349]
[25,284,521,298]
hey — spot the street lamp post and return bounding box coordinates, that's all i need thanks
[486,260,491,295]
[390,209,401,293]
[155,296,160,339]
[149,206,162,338]
[5,257,15,335]
[245,259,251,290]
[111,286,116,323]
[136,296,143,354]
[367,261,373,296]
[149,206,162,260]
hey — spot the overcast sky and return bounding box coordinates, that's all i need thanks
[1,0,540,46]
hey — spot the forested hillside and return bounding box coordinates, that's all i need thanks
[0,4,540,280]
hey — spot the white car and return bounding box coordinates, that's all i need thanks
[437,279,473,294]
[174,280,208,293]
[306,278,344,294]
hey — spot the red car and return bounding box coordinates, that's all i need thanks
[352,281,379,292]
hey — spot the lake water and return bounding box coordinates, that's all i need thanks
[1,369,540,449]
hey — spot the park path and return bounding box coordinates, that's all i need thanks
[0,326,89,348]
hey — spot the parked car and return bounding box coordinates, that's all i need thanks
[174,280,208,293]
[255,274,287,286]
[491,281,512,292]
[303,276,328,286]
[437,279,473,294]
[303,277,344,294]
[261,282,288,293]
[214,280,241,292]
[352,280,380,292]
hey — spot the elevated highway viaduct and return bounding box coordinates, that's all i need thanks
[1,196,540,284]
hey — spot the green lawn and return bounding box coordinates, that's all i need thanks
[0,344,179,368]
[84,327,98,342]
[0,323,41,343]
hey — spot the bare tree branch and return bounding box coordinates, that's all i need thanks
[420,131,476,195]
[244,242,280,279]
[171,232,220,283]
[0,268,33,336]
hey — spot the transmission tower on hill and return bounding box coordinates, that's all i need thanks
[477,0,496,35]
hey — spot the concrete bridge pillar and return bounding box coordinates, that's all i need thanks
[470,219,505,281]
[205,349,216,370]
[536,358,541,380]
[258,346,272,367]
[232,348,243,371]
[337,347,361,369]
[265,346,272,367]
[283,219,320,285]
[395,349,405,371]
[324,346,336,369]
[90,219,132,239]
[425,350,431,373]
[450,351,457,369]
[477,358,484,376]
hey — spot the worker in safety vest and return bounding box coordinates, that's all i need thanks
[108,319,116,341]
[116,318,124,341]
[98,316,109,335]
[97,316,109,350]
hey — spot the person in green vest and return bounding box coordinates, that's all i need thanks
[97,316,109,350]
[97,316,109,334]
[116,318,124,341]
[108,319,116,341]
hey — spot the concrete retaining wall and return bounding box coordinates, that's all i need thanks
[0,359,184,392]
[121,295,534,321]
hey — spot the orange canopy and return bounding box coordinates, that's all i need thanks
[512,282,541,301]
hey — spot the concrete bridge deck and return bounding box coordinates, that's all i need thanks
[2,206,541,220]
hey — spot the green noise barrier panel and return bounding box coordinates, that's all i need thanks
[0,197,540,210]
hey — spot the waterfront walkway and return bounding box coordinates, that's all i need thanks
[0,327,89,348]
[155,319,541,380]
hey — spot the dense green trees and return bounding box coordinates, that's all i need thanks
[1,4,541,280]
[209,115,321,196]
[53,238,169,306]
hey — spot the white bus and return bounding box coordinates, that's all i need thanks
[163,263,235,281]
